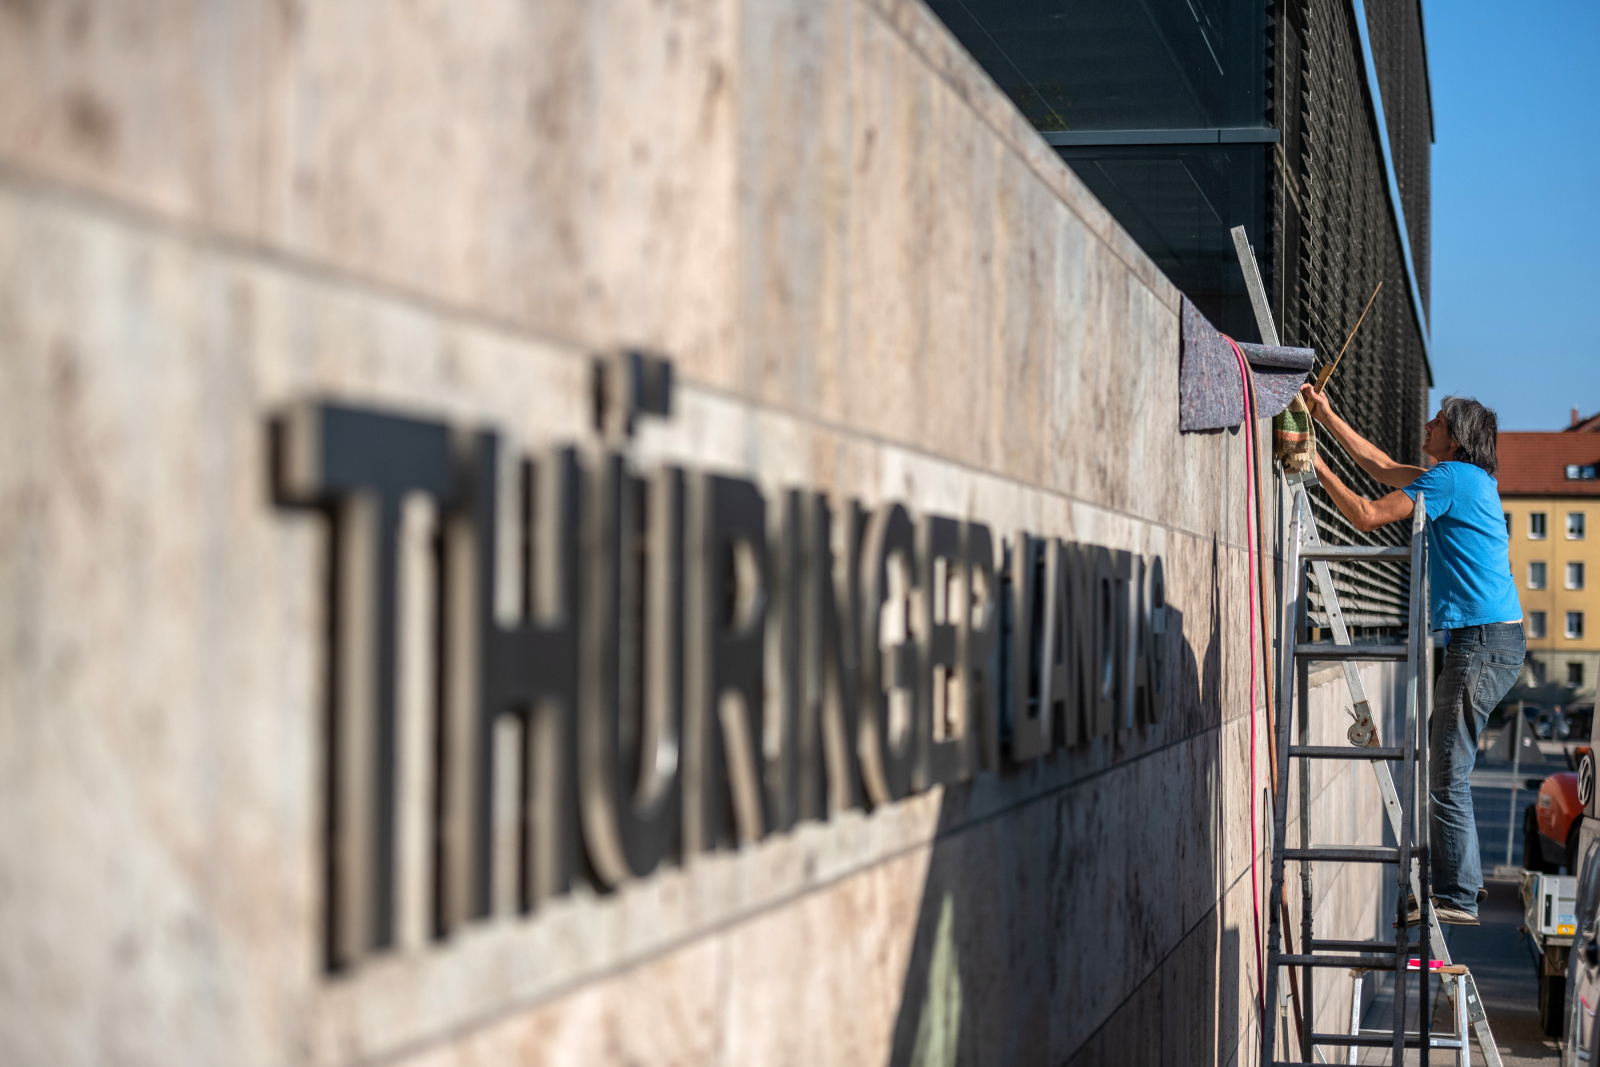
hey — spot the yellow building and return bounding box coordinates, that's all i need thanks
[1499,411,1600,705]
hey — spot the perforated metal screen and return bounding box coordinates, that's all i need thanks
[1271,0,1433,631]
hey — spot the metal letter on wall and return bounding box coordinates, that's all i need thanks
[1040,540,1078,754]
[777,493,870,826]
[1088,545,1117,739]
[1006,534,1049,762]
[684,474,770,850]
[1113,550,1137,731]
[916,515,967,790]
[810,495,868,818]
[1140,555,1168,723]
[766,491,804,832]
[273,402,454,970]
[438,436,582,931]
[962,522,1001,773]
[859,503,918,804]
[580,457,683,888]
[1009,536,1081,763]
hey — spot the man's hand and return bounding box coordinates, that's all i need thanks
[1300,382,1333,424]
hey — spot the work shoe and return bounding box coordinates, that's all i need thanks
[1395,894,1480,927]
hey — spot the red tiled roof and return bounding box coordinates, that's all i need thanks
[1496,432,1600,496]
[1565,410,1600,433]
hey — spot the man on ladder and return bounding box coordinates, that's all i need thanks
[1298,381,1525,926]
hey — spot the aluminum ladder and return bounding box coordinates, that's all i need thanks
[1262,474,1501,1065]
[1227,224,1500,1064]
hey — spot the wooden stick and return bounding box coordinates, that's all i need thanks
[1314,282,1383,390]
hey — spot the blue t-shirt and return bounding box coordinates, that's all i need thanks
[1401,462,1522,630]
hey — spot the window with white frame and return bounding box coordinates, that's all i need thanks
[1529,561,1547,589]
[1569,561,1586,590]
[1571,512,1587,539]
[1529,611,1547,638]
[1568,612,1586,640]
[1531,512,1548,539]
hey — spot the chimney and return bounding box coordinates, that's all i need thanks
[1574,407,1581,428]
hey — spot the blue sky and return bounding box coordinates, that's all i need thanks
[1425,0,1600,430]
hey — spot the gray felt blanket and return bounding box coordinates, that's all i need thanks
[1179,296,1315,432]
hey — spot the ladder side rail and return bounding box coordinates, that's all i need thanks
[1295,479,1439,1058]
[1298,641,1314,1062]
[1425,542,1447,1062]
[1395,493,1428,1063]
[1264,492,1307,1063]
[1415,504,1433,1062]
[1348,972,1363,1065]
[1467,970,1504,1066]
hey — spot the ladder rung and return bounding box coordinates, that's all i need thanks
[1289,745,1404,761]
[1310,938,1418,953]
[1356,1028,1466,1041]
[1294,642,1409,662]
[1282,846,1401,863]
[1299,546,1413,561]
[1275,953,1396,969]
[1308,1033,1464,1050]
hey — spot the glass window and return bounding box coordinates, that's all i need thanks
[1571,513,1588,539]
[1530,512,1548,539]
[1051,144,1268,339]
[925,0,1269,132]
[1530,612,1547,638]
[1505,512,1513,536]
[923,0,1274,342]
[1568,465,1598,480]
[1569,612,1586,640]
[1571,662,1587,687]
[1529,561,1547,590]
[1569,562,1587,590]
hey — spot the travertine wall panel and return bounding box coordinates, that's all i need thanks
[0,0,1398,1064]
[0,0,271,235]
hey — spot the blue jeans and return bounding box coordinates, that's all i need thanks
[1430,622,1526,913]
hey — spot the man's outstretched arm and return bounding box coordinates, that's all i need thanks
[1301,383,1429,488]
[1313,454,1415,533]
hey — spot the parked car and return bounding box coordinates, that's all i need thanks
[1538,706,1574,741]
[1526,751,1591,873]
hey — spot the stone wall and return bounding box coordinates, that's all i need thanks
[0,1,1399,1064]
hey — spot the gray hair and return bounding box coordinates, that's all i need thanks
[1440,395,1499,476]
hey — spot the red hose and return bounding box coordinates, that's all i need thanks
[1225,335,1266,1018]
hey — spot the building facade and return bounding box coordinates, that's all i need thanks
[0,2,1420,1064]
[928,0,1435,633]
[1501,413,1600,706]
